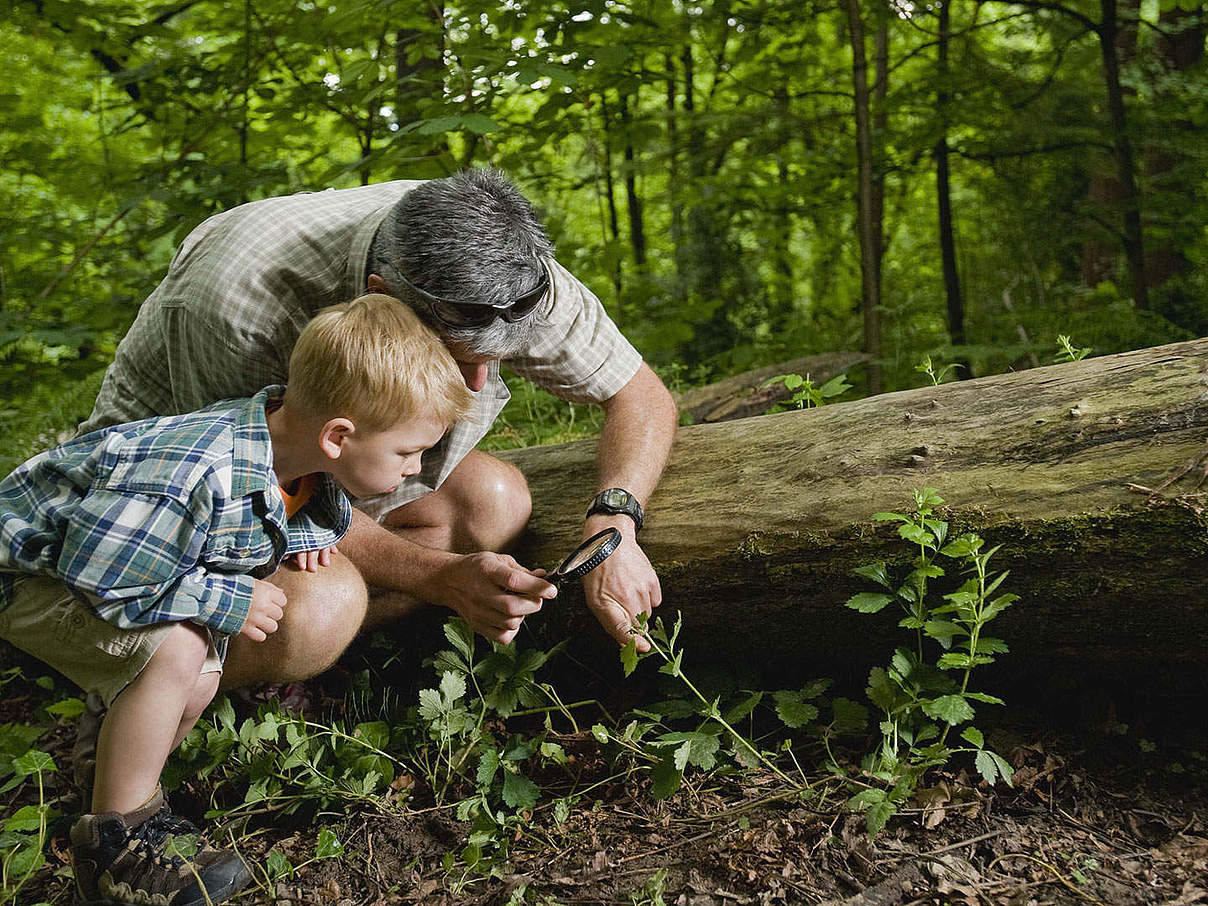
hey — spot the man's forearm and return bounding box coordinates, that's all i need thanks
[594,363,678,505]
[338,508,457,595]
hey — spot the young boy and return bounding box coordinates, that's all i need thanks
[0,294,475,906]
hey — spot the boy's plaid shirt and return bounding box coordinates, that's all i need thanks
[0,387,350,636]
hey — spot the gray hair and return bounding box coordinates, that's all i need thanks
[368,169,554,359]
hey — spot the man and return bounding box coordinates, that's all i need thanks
[81,169,678,689]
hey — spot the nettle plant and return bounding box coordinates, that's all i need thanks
[844,489,1016,835]
[764,372,852,411]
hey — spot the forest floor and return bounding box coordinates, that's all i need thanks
[8,657,1207,906]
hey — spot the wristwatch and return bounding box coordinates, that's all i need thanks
[587,487,644,532]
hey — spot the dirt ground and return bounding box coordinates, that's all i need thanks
[12,669,1207,906]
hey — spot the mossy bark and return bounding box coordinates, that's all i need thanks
[500,340,1208,672]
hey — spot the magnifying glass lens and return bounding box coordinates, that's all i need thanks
[550,528,623,583]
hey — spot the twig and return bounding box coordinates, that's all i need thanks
[987,852,1107,905]
[615,826,723,865]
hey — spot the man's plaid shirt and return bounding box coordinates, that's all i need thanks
[0,387,350,636]
[81,180,644,520]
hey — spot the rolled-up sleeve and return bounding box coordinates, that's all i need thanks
[504,261,643,404]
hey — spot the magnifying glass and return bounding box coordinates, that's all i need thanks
[546,528,623,585]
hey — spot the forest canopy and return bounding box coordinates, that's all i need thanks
[2,0,1205,413]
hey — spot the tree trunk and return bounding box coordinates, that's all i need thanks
[1144,3,1204,329]
[597,94,623,302]
[618,93,647,272]
[665,52,685,293]
[845,0,883,394]
[501,339,1208,675]
[1098,0,1148,310]
[871,11,888,278]
[935,0,967,361]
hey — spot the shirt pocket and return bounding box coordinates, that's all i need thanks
[202,527,276,571]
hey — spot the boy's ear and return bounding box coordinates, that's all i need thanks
[318,418,356,460]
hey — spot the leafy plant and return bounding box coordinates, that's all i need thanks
[0,741,58,906]
[1054,335,1092,363]
[764,372,852,412]
[915,355,962,386]
[842,489,1016,836]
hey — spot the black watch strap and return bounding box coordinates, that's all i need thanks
[587,487,644,532]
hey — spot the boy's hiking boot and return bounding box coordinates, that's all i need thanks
[70,788,252,906]
[71,693,106,793]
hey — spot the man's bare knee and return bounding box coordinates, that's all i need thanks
[220,553,368,690]
[385,451,531,553]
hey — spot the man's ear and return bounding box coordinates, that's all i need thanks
[318,418,356,460]
[367,273,387,293]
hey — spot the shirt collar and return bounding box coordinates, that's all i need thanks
[228,386,280,498]
[345,198,398,303]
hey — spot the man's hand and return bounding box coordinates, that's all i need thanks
[581,515,661,652]
[241,579,287,642]
[288,545,338,573]
[433,552,557,645]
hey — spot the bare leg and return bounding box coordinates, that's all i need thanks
[92,623,213,815]
[367,450,532,628]
[219,551,368,692]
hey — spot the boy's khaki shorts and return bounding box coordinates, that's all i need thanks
[0,576,222,707]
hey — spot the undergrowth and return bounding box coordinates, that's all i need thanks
[0,488,1027,904]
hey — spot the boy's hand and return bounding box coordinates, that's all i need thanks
[289,545,339,573]
[434,552,557,645]
[241,579,287,642]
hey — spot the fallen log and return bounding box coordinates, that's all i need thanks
[500,339,1208,677]
[674,351,867,424]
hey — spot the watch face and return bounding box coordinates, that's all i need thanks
[602,489,628,508]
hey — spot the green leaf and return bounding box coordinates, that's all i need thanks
[983,593,1020,619]
[989,750,1015,786]
[866,797,897,838]
[439,671,466,705]
[418,688,443,722]
[4,805,46,832]
[443,618,475,663]
[865,667,897,713]
[974,749,999,784]
[316,828,344,859]
[723,692,763,724]
[922,620,966,647]
[772,689,818,728]
[960,726,985,748]
[591,724,609,744]
[853,562,891,588]
[540,741,568,764]
[899,523,929,545]
[620,635,639,676]
[832,698,869,734]
[965,692,1006,705]
[650,752,683,799]
[477,747,500,789]
[847,787,886,811]
[922,694,975,725]
[45,697,85,718]
[353,721,389,750]
[846,592,893,614]
[502,770,540,810]
[974,637,1009,655]
[12,750,55,776]
[266,848,293,881]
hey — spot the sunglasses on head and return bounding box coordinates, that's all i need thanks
[385,263,550,329]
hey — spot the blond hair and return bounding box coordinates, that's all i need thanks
[286,293,475,431]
